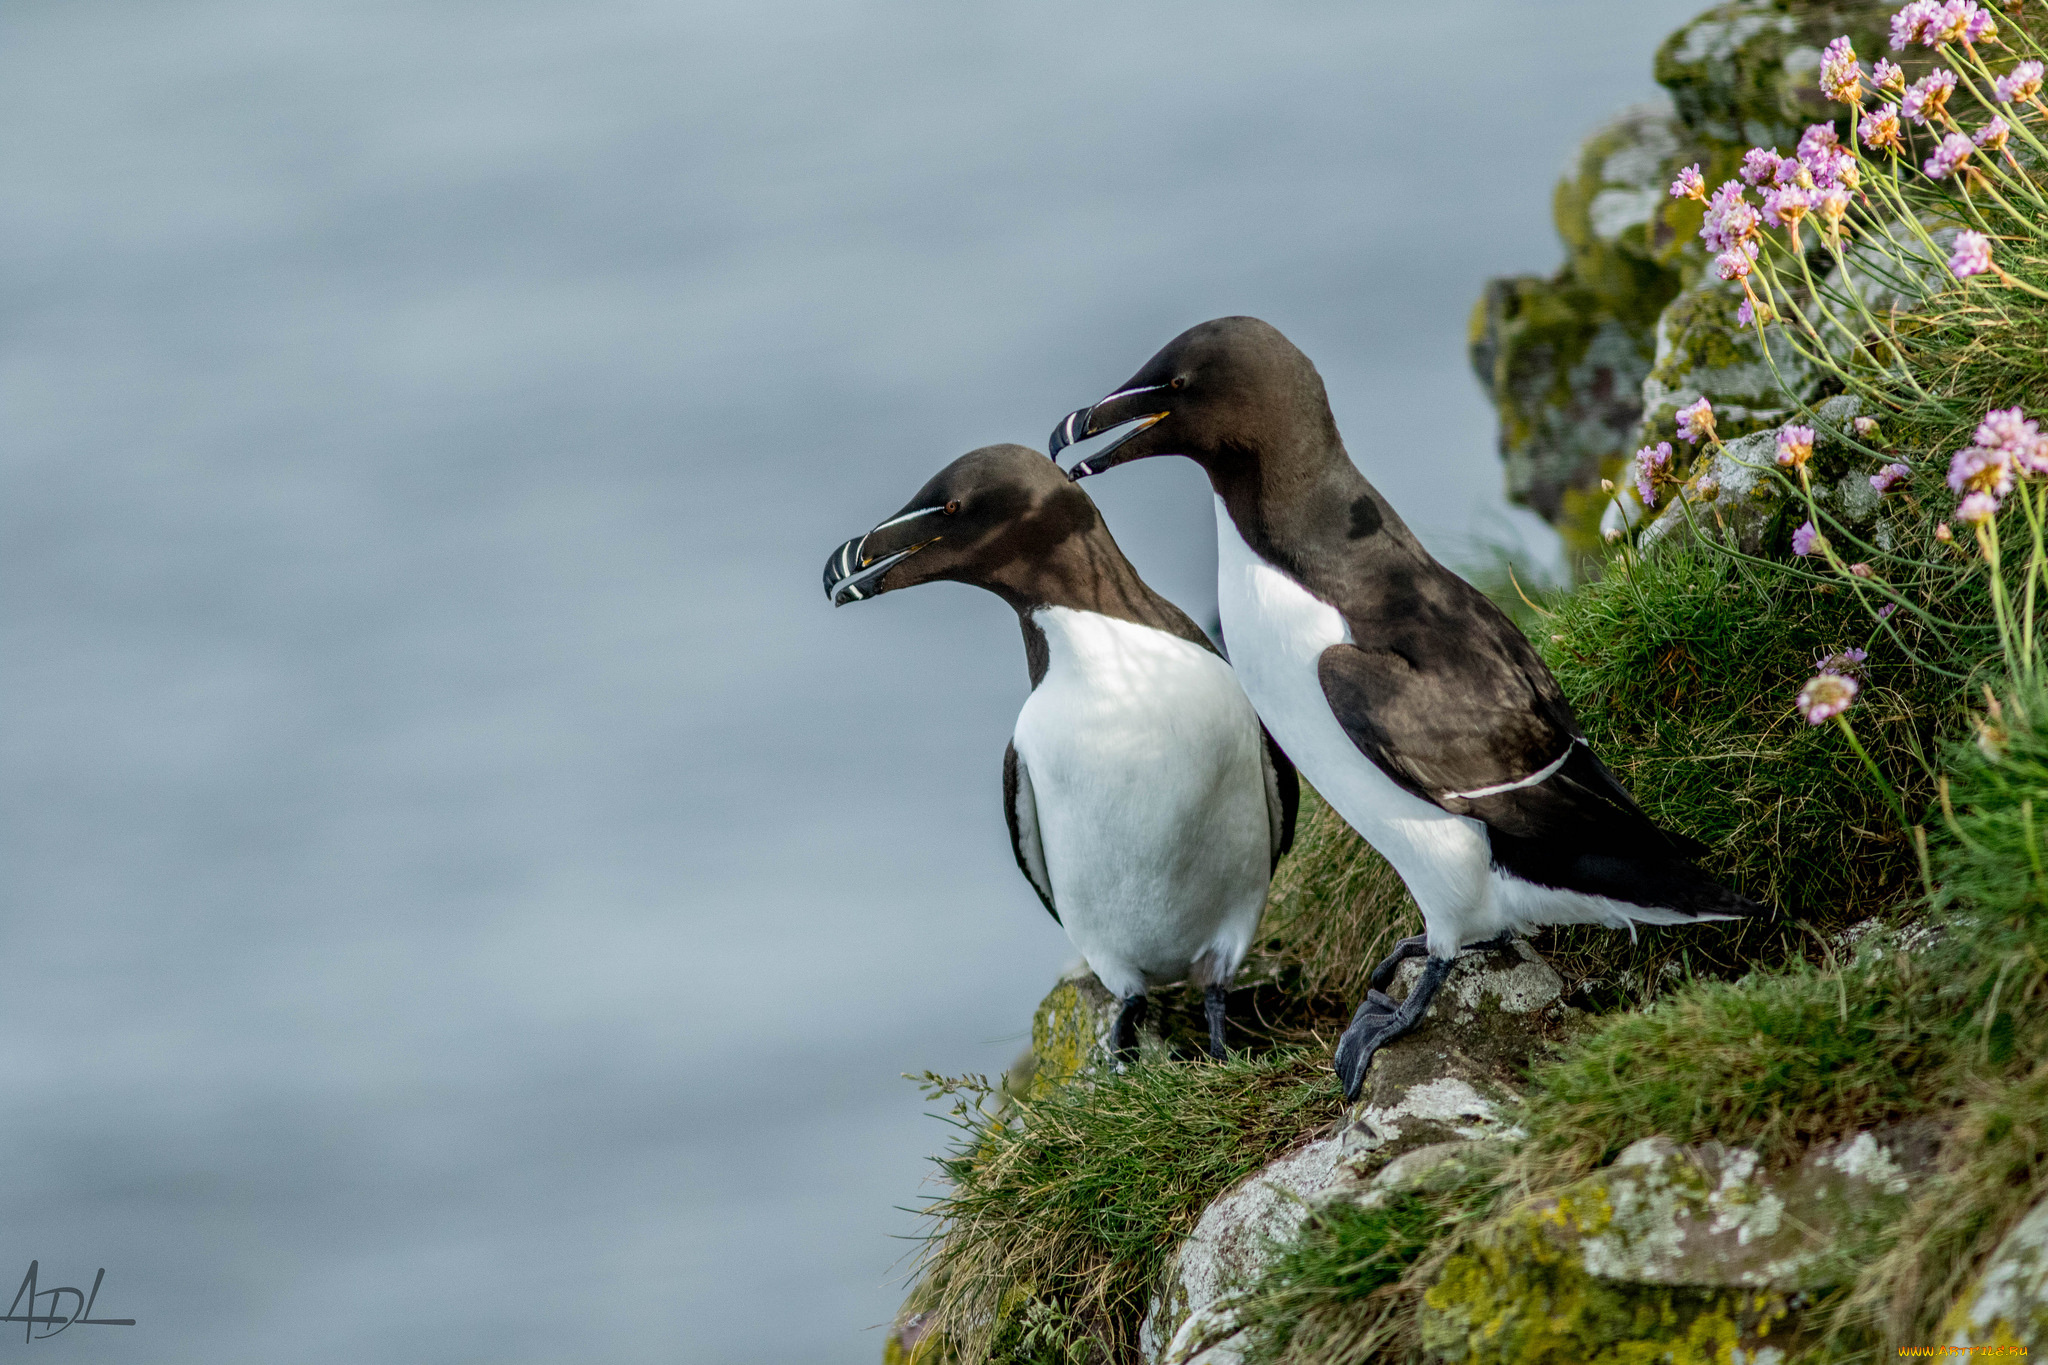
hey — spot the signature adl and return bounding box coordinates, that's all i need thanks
[2,1262,134,1340]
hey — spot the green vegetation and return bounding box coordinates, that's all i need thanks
[906,1050,1335,1363]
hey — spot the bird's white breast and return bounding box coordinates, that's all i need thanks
[1211,496,1493,954]
[1010,606,1271,998]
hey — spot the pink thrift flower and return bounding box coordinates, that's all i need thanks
[1670,164,1706,200]
[1924,132,1974,179]
[1763,186,1813,228]
[1716,244,1759,281]
[1741,147,1784,186]
[1792,520,1821,556]
[1949,443,2014,497]
[1902,69,1958,125]
[1996,60,2044,103]
[1957,490,2002,523]
[1936,522,1954,542]
[1634,442,1672,507]
[1975,117,2010,152]
[1700,182,1758,253]
[1874,58,1907,90]
[1879,603,1898,620]
[1777,424,1816,467]
[1950,230,1994,278]
[1820,646,1870,674]
[1871,462,1911,493]
[1976,406,2048,473]
[1736,296,1756,327]
[1822,36,1863,102]
[1677,397,1716,444]
[1892,0,1942,48]
[1798,673,1860,724]
[1798,123,1839,164]
[1817,187,1852,225]
[1861,102,1905,150]
[1854,416,1880,438]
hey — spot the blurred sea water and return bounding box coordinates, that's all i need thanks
[2,2,1704,1360]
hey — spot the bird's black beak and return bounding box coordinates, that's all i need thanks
[1048,383,1171,481]
[822,503,948,606]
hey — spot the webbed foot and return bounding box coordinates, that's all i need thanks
[1334,956,1451,1101]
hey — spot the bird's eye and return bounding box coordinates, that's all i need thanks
[945,500,961,515]
[1170,375,1186,390]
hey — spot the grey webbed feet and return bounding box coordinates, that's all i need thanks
[1366,934,1430,994]
[1203,984,1228,1061]
[1112,994,1148,1065]
[1334,956,1453,1102]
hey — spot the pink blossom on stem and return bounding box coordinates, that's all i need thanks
[1822,36,1864,103]
[1777,424,1816,467]
[1670,164,1706,200]
[1861,102,1905,150]
[1957,490,2003,523]
[1995,60,2044,104]
[1798,123,1839,164]
[1892,0,1942,48]
[1975,117,2010,153]
[1924,132,1974,179]
[1634,442,1672,507]
[1949,443,2015,497]
[1797,673,1859,724]
[1874,58,1907,90]
[1976,406,2048,473]
[1677,397,1716,444]
[1763,186,1814,228]
[1902,69,1957,125]
[1740,147,1784,186]
[1792,520,1822,556]
[1870,462,1912,493]
[1819,647,1869,675]
[1950,230,1994,278]
[1716,243,1758,281]
[1854,416,1880,438]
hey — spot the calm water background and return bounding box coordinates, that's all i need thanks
[4,2,1701,1360]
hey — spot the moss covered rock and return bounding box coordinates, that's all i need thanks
[1470,102,1687,558]
[1421,1124,1940,1363]
[1940,1191,2048,1353]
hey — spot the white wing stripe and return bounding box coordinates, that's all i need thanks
[1446,740,1579,801]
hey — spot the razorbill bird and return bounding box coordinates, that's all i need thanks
[1050,318,1762,1099]
[823,443,1298,1060]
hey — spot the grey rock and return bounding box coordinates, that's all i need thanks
[1943,1189,2048,1350]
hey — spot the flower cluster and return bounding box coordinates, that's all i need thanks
[1793,519,1822,556]
[1924,131,1975,179]
[1822,36,1863,103]
[1870,462,1911,493]
[1797,672,1860,724]
[1777,424,1816,468]
[1996,59,2044,104]
[1669,163,1705,200]
[1943,405,2048,524]
[1875,58,1906,91]
[1891,0,1995,49]
[1860,101,1905,150]
[1902,68,1958,125]
[1633,441,1672,507]
[1676,396,1716,444]
[1817,647,1869,677]
[1951,229,1995,278]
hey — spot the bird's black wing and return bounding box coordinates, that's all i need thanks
[1260,725,1299,872]
[1313,572,1582,816]
[1003,741,1058,922]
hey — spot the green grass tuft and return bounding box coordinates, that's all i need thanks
[908,1049,1339,1363]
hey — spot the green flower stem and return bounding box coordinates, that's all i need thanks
[1834,711,1912,834]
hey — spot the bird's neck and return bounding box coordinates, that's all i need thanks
[1205,425,1427,588]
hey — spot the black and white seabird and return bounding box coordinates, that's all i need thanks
[1050,317,1763,1099]
[823,443,1298,1061]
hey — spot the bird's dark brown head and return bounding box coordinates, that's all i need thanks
[823,444,1107,609]
[1049,316,1338,487]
